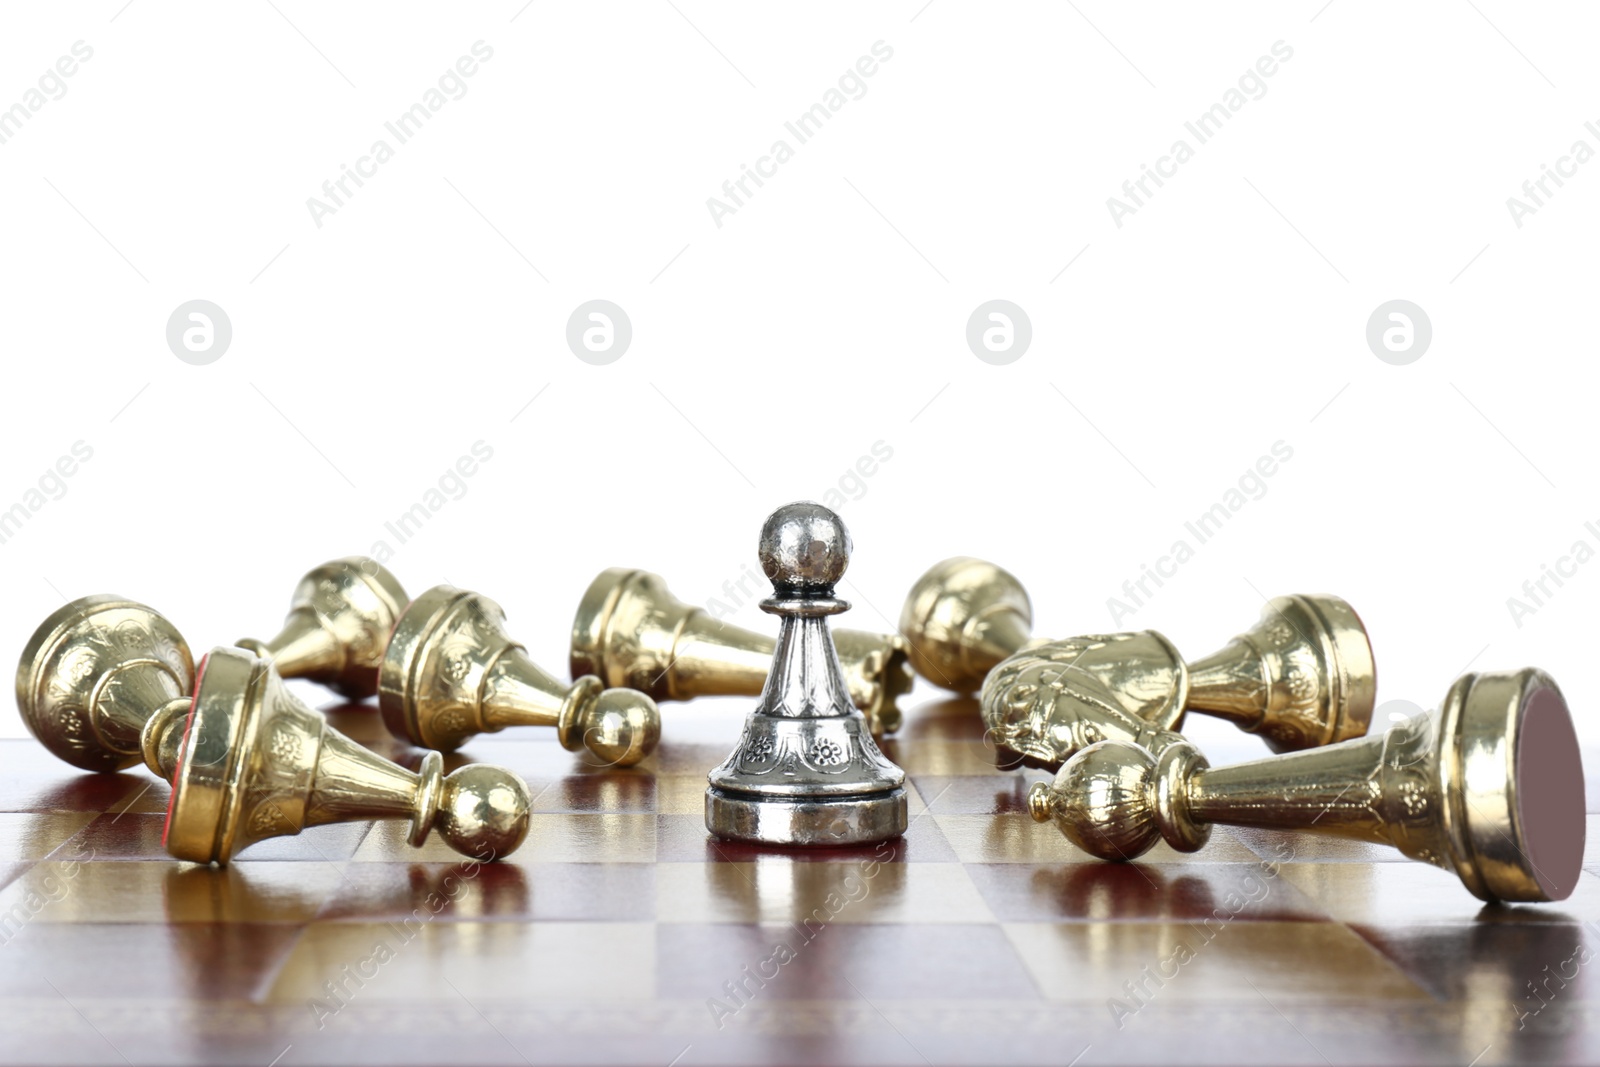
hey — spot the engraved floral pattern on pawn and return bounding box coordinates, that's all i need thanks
[1262,620,1295,648]
[810,738,845,766]
[1286,669,1317,702]
[1398,778,1429,818]
[58,707,87,745]
[433,708,471,742]
[250,803,290,836]
[269,727,302,765]
[442,648,472,683]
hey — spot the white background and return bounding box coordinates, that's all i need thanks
[1,2,1595,750]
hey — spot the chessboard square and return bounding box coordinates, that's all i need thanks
[282,1003,566,1066]
[351,813,658,863]
[317,861,652,923]
[0,922,306,1000]
[894,697,987,742]
[0,1000,138,1067]
[444,738,635,782]
[591,1029,922,1067]
[265,921,656,1004]
[107,775,174,815]
[0,812,97,861]
[657,923,1040,1002]
[879,738,999,777]
[1231,826,1411,864]
[1277,863,1600,926]
[0,862,28,893]
[1003,921,1430,1004]
[234,821,375,862]
[0,860,345,924]
[966,861,1334,924]
[527,771,658,814]
[656,775,712,815]
[933,815,1260,864]
[910,773,1051,816]
[656,861,992,925]
[655,814,957,863]
[54,812,170,861]
[1356,919,1600,1004]
[0,749,154,814]
[655,741,739,777]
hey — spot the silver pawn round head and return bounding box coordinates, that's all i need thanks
[758,501,851,593]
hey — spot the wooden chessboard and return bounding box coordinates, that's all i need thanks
[2,693,1597,1067]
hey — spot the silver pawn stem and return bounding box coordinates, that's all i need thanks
[705,502,908,846]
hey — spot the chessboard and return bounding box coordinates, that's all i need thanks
[2,692,1597,1067]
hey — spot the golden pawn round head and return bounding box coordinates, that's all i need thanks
[429,761,532,860]
[1027,740,1209,861]
[145,646,530,864]
[236,557,408,701]
[577,687,661,767]
[16,595,194,772]
[898,557,1032,694]
[570,567,913,737]
[382,585,661,766]
[1030,667,1584,903]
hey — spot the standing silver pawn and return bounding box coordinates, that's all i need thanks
[706,502,908,846]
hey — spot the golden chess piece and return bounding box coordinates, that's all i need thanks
[17,596,531,863]
[383,585,660,766]
[571,567,914,737]
[16,595,194,773]
[962,585,1374,755]
[1028,668,1585,903]
[236,557,409,701]
[899,557,1034,695]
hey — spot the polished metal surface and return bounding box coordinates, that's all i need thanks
[978,594,1375,762]
[156,646,529,864]
[381,585,660,766]
[15,595,193,772]
[706,502,907,846]
[236,557,409,701]
[1028,667,1585,902]
[899,556,1034,694]
[17,597,531,864]
[572,567,914,737]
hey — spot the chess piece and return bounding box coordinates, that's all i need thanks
[899,557,1033,694]
[17,596,531,863]
[706,502,907,846]
[1029,668,1584,903]
[571,567,914,737]
[16,595,194,773]
[977,595,1374,759]
[236,557,409,701]
[380,585,660,766]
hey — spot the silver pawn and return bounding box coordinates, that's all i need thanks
[705,502,908,846]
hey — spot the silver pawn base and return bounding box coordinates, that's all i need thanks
[706,787,908,847]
